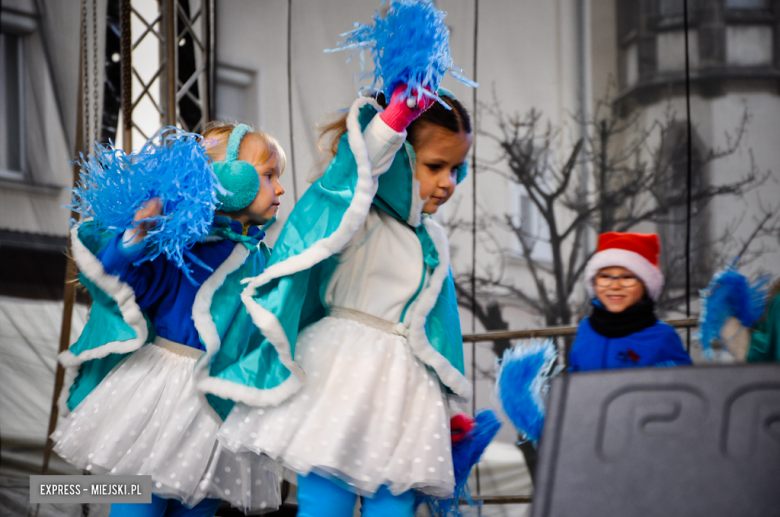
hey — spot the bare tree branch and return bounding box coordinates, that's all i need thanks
[454,90,774,342]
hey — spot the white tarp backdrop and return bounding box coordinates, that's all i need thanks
[0,296,87,476]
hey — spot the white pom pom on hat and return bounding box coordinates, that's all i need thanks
[584,232,664,300]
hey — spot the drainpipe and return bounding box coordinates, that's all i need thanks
[577,0,591,257]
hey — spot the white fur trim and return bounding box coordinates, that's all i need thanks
[199,97,382,408]
[402,142,427,227]
[196,345,304,409]
[192,243,247,364]
[584,248,664,299]
[241,97,381,295]
[364,112,406,176]
[59,226,149,366]
[57,365,79,418]
[190,242,249,422]
[405,217,472,401]
[58,225,149,412]
[199,270,305,408]
[407,177,425,227]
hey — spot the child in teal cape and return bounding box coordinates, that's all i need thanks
[51,124,286,517]
[747,281,780,362]
[197,88,473,516]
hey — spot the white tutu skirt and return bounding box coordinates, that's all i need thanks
[52,341,281,513]
[217,316,455,498]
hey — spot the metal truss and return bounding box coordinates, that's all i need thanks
[120,0,214,150]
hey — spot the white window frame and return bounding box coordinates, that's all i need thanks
[1,14,32,182]
[725,0,768,8]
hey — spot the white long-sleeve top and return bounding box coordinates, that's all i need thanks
[324,115,426,325]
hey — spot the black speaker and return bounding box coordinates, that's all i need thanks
[531,363,780,517]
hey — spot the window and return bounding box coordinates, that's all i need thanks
[616,0,776,103]
[657,123,709,289]
[660,0,684,16]
[215,63,257,123]
[658,0,704,16]
[725,0,767,8]
[658,0,698,21]
[511,187,552,263]
[617,0,638,42]
[0,31,24,179]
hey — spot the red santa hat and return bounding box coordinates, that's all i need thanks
[584,232,664,300]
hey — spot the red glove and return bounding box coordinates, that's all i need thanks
[450,413,475,444]
[379,84,435,132]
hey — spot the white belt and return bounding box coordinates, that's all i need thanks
[153,336,205,359]
[328,306,409,338]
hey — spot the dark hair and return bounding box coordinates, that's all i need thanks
[318,92,472,158]
[405,94,471,149]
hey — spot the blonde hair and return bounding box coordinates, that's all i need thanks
[317,113,350,160]
[202,121,287,174]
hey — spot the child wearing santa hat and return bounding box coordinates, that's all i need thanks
[568,232,692,371]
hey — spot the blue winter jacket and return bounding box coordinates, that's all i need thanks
[568,308,692,372]
[97,217,263,351]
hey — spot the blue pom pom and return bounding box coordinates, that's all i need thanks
[326,0,477,106]
[452,411,501,501]
[69,127,223,284]
[697,259,770,358]
[418,410,501,516]
[496,339,557,443]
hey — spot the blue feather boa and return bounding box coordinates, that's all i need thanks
[69,127,224,284]
[496,339,558,443]
[417,410,501,516]
[697,259,770,358]
[326,0,477,106]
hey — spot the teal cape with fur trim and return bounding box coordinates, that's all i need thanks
[197,97,472,409]
[61,220,270,420]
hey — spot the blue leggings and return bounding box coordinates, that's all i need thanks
[109,495,221,517]
[297,473,415,517]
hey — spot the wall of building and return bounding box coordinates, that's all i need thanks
[0,0,78,240]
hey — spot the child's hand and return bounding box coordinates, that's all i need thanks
[450,413,475,444]
[380,83,435,132]
[127,197,163,244]
[135,197,163,227]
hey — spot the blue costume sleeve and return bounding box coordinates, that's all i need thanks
[98,234,173,313]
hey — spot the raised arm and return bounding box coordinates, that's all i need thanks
[363,85,434,177]
[96,198,171,311]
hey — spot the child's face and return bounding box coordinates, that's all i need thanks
[594,266,646,313]
[412,124,472,215]
[236,156,285,226]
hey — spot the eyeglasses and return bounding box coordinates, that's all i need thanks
[593,274,640,288]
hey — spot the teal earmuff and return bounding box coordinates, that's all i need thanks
[212,124,259,213]
[455,161,468,185]
[436,87,455,99]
